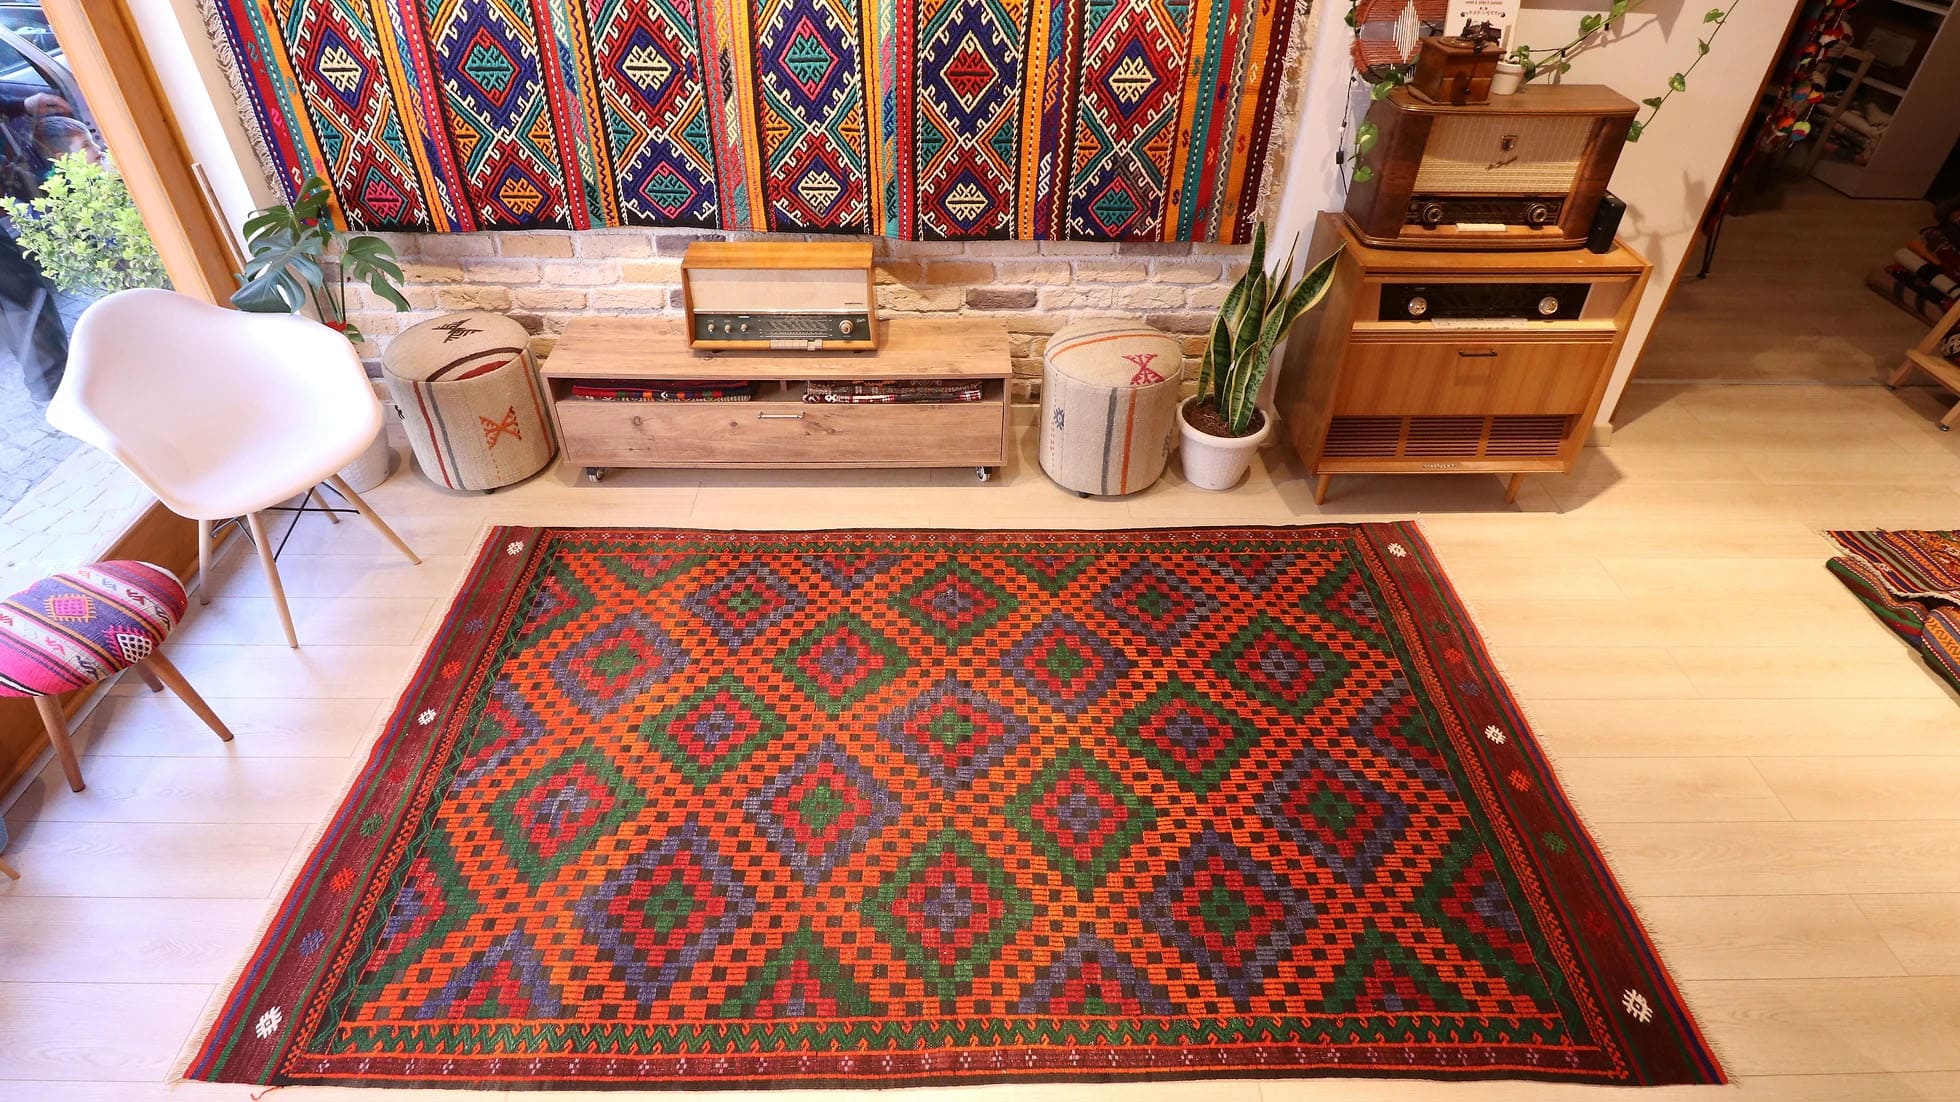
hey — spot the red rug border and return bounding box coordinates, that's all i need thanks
[184,522,1725,1089]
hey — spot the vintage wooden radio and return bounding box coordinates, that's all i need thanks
[681,241,878,351]
[1344,84,1636,250]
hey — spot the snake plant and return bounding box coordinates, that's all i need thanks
[1194,225,1342,436]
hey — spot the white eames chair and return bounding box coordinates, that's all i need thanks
[48,289,420,647]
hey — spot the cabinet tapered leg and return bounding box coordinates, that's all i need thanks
[1504,473,1526,504]
[1314,474,1332,505]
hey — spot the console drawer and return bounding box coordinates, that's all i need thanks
[555,397,1006,468]
[1336,339,1610,417]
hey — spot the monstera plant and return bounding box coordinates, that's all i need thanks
[233,174,408,343]
[1178,225,1341,491]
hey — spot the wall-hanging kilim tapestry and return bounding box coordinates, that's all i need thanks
[190,524,1721,1089]
[204,0,1304,242]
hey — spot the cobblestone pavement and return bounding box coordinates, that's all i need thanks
[1,365,79,512]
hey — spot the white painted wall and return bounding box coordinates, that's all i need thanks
[1277,0,1800,427]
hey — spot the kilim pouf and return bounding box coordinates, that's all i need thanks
[383,312,555,492]
[190,525,1722,1090]
[1040,321,1183,496]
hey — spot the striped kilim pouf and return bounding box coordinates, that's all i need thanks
[1039,320,1183,496]
[0,561,186,696]
[383,312,556,492]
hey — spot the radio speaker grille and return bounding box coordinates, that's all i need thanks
[1413,116,1591,195]
[1324,415,1571,459]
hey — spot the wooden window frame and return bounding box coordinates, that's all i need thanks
[0,1,241,793]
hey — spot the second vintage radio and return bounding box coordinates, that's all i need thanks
[1344,83,1635,250]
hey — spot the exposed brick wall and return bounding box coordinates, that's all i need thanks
[346,229,1248,400]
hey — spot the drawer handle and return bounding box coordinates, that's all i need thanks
[757,411,806,420]
[1457,349,1499,359]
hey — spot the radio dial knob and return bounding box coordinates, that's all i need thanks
[1406,295,1429,318]
[1537,295,1560,317]
[1417,202,1446,228]
[740,322,750,333]
[838,319,854,335]
[1524,202,1555,227]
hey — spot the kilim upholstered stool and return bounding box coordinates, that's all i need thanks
[383,311,556,492]
[1039,321,1184,497]
[0,561,233,792]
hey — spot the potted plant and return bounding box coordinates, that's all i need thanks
[0,153,168,296]
[235,175,410,489]
[1179,226,1341,491]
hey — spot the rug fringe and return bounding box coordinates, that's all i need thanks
[192,0,288,199]
[174,518,501,1085]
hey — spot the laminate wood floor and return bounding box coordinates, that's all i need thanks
[1638,181,1935,386]
[4,380,1960,1101]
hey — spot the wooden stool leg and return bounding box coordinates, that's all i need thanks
[1314,474,1333,505]
[1942,400,1960,433]
[142,653,234,742]
[33,695,83,792]
[246,512,299,648]
[133,664,165,692]
[1889,358,1918,389]
[325,475,422,565]
[197,518,213,606]
[1504,473,1526,504]
[0,853,19,880]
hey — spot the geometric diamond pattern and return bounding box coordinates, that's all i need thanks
[193,526,1720,1091]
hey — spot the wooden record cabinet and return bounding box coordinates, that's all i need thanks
[1277,213,1650,503]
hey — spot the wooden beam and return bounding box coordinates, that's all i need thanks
[41,0,237,303]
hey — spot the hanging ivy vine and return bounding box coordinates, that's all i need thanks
[1336,0,1743,187]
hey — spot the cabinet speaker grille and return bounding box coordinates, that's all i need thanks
[1324,414,1571,458]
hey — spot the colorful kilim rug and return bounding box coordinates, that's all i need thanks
[203,0,1302,242]
[188,525,1721,1089]
[1827,529,1960,693]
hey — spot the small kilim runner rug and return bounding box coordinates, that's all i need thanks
[1827,528,1960,692]
[189,525,1721,1089]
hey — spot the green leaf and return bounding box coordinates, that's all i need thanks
[1369,79,1395,101]
[1698,38,1710,54]
[1627,120,1645,142]
[1704,6,1724,20]
[1579,13,1603,33]
[1642,96,1664,108]
[1668,72,1687,91]
[1609,0,1628,19]
[1558,61,1572,74]
[1355,118,1379,155]
[1352,163,1375,184]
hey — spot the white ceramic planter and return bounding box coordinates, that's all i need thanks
[1491,62,1525,96]
[337,427,393,492]
[1178,397,1272,491]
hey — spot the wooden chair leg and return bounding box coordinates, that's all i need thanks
[33,695,83,792]
[0,852,19,880]
[132,663,165,693]
[197,518,213,606]
[142,653,233,742]
[246,512,299,648]
[311,487,341,524]
[325,475,421,565]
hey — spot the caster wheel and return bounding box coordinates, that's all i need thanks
[584,466,607,483]
[1887,385,1898,391]
[1077,491,1091,499]
[1943,425,1952,433]
[975,466,992,483]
